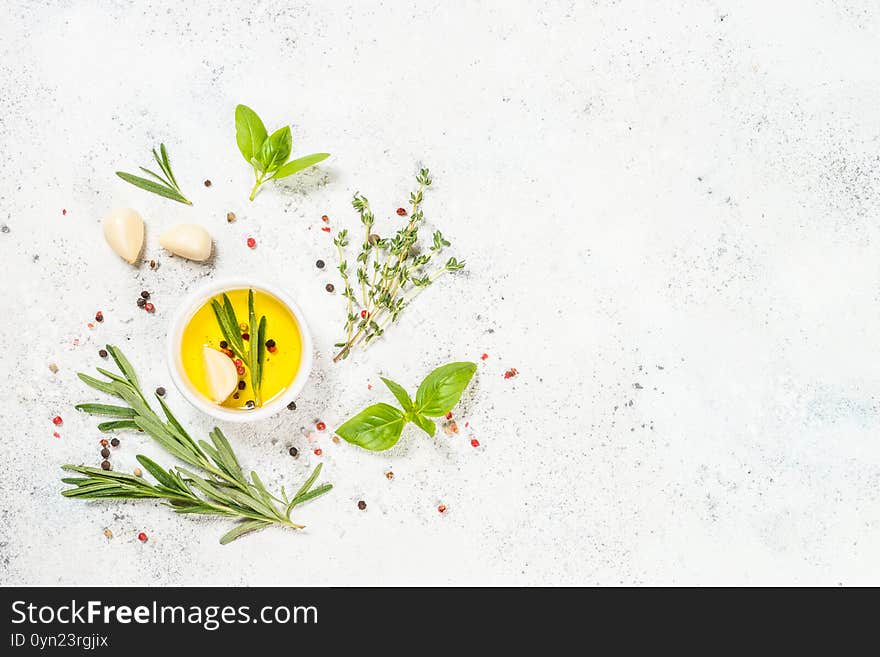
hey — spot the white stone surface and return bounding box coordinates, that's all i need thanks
[1,1,879,586]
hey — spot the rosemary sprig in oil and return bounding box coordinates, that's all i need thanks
[210,289,267,405]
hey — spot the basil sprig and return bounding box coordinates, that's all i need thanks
[335,362,476,451]
[234,104,330,201]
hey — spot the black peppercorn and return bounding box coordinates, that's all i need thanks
[238,380,246,390]
[100,448,110,458]
[325,283,335,293]
[136,297,146,308]
[219,340,228,349]
[98,349,108,358]
[204,179,212,187]
[288,446,299,458]
[287,401,297,411]
[233,393,240,399]
[357,500,367,510]
[140,290,150,299]
[265,339,275,348]
[101,460,111,471]
[110,438,120,447]
[315,259,325,269]
[155,387,165,397]
[245,400,255,409]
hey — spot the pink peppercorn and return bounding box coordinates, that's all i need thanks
[247,237,256,248]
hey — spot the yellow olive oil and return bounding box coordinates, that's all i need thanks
[180,288,302,410]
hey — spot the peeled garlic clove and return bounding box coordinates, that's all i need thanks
[202,346,238,404]
[159,224,213,261]
[103,208,145,264]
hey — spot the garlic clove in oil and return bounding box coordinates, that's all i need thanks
[103,208,145,264]
[202,346,238,404]
[159,224,213,261]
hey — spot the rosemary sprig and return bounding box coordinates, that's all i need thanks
[64,345,331,544]
[116,143,192,205]
[332,168,465,362]
[210,290,267,405]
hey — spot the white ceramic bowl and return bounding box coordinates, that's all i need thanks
[166,278,313,423]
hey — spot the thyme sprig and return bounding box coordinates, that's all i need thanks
[115,143,192,205]
[332,168,465,362]
[210,290,267,405]
[63,345,331,544]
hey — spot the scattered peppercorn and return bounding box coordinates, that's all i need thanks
[235,380,244,390]
[101,460,111,471]
[133,468,143,477]
[265,339,276,349]
[238,322,248,332]
[246,237,256,248]
[233,393,240,399]
[149,259,157,270]
[245,400,255,409]
[0,225,8,233]
[136,297,146,308]
[287,401,297,411]
[98,349,108,358]
[360,310,367,319]
[437,504,447,513]
[332,435,340,444]
[137,532,148,542]
[316,421,326,431]
[237,367,245,376]
[155,387,166,397]
[144,302,155,313]
[219,340,228,349]
[357,500,367,510]
[227,212,236,222]
[445,412,453,420]
[325,283,335,293]
[242,333,250,341]
[204,180,212,187]
[288,446,299,458]
[53,431,60,438]
[369,233,380,245]
[110,437,120,447]
[52,416,63,426]
[313,448,323,456]
[321,215,329,223]
[100,447,110,458]
[95,311,104,322]
[315,259,325,269]
[396,207,407,216]
[503,367,518,379]
[100,439,109,447]
[385,471,394,480]
[470,438,480,447]
[481,353,489,360]
[141,290,150,299]
[268,345,277,353]
[321,226,331,233]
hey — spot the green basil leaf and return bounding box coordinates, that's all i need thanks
[380,376,413,411]
[335,403,406,451]
[410,413,436,437]
[414,361,477,417]
[258,126,292,173]
[235,104,268,163]
[272,152,330,179]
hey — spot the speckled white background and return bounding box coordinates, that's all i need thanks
[1,1,879,586]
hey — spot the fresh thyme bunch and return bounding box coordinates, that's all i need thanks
[332,168,465,362]
[62,345,332,544]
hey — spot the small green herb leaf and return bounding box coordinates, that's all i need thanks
[380,376,413,411]
[219,519,272,545]
[258,126,292,173]
[414,362,477,417]
[272,152,330,179]
[410,413,436,437]
[235,104,268,162]
[335,403,406,451]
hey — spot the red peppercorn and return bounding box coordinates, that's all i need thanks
[234,359,242,367]
[267,345,277,353]
[53,431,60,438]
[313,448,323,456]
[316,421,326,431]
[237,367,245,376]
[241,333,250,341]
[437,504,447,514]
[481,353,489,360]
[137,532,148,542]
[321,215,329,223]
[445,412,453,420]
[360,310,367,319]
[144,302,155,313]
[52,415,62,426]
[396,207,407,216]
[246,237,256,248]
[62,209,67,215]
[95,311,103,322]
[100,439,109,447]
[470,438,480,447]
[321,226,331,233]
